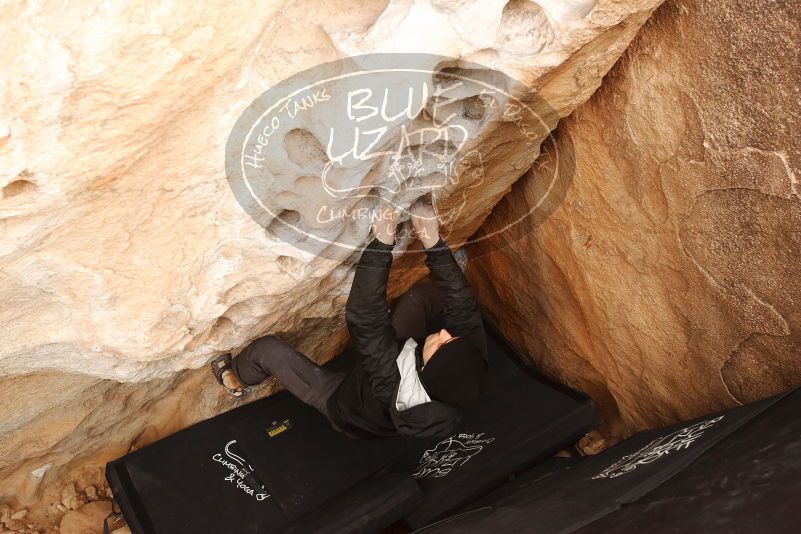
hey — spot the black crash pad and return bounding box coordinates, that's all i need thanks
[228,388,412,520]
[281,472,422,534]
[574,385,801,533]
[107,321,598,533]
[414,386,801,533]
[106,399,283,534]
[106,392,421,534]
[394,326,598,529]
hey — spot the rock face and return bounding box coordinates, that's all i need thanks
[469,0,801,440]
[0,0,663,521]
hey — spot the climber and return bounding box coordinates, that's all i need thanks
[211,198,488,438]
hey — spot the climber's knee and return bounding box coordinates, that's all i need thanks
[252,334,281,348]
[247,335,287,363]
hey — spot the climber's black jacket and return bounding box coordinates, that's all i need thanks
[326,237,487,439]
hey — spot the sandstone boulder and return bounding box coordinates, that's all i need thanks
[469,0,801,439]
[1,0,664,521]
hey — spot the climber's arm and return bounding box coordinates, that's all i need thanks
[345,213,401,405]
[411,200,487,356]
[423,239,486,355]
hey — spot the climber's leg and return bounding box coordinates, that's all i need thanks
[231,335,345,417]
[391,277,445,342]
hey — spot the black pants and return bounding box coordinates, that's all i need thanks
[231,278,444,418]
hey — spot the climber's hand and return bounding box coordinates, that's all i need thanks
[410,198,440,249]
[372,203,401,245]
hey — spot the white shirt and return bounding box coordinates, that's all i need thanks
[395,338,432,411]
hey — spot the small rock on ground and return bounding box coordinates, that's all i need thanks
[59,501,112,534]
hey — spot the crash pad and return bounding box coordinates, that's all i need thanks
[414,386,801,533]
[106,320,599,533]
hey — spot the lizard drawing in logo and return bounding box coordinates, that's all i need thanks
[412,436,485,479]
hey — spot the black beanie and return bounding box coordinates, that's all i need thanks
[420,337,487,410]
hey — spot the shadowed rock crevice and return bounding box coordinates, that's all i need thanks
[2,178,37,199]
